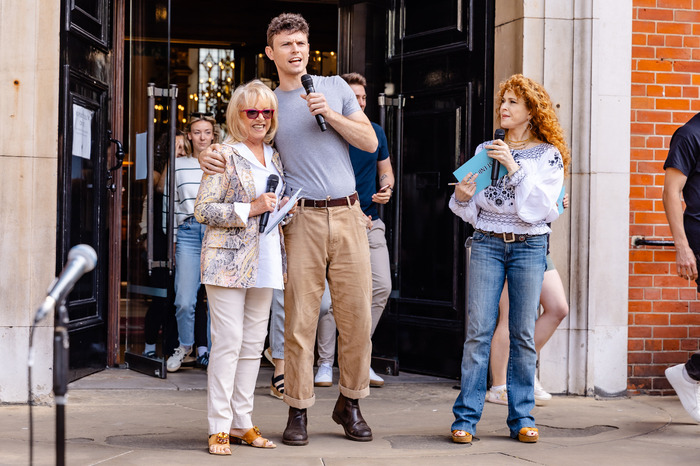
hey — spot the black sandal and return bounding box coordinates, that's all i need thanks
[270,374,284,400]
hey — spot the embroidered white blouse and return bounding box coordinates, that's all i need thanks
[449,142,564,235]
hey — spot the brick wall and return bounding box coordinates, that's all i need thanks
[629,0,700,395]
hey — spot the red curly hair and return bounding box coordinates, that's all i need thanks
[496,74,570,176]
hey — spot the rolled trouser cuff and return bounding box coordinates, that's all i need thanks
[284,392,316,409]
[339,383,370,400]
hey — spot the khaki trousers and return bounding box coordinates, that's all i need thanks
[283,201,372,408]
[206,285,272,434]
[317,218,393,366]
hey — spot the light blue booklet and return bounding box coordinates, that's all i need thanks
[557,186,566,215]
[453,148,507,195]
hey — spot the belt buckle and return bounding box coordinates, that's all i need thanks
[323,195,331,208]
[503,232,515,243]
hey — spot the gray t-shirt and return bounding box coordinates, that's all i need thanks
[274,75,361,200]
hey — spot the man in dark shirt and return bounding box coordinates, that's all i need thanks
[662,112,700,424]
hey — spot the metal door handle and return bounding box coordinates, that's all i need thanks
[106,130,125,192]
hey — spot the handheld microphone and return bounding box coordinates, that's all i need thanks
[259,174,280,233]
[491,128,506,186]
[34,244,97,323]
[301,74,327,132]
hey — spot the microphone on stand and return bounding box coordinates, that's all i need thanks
[491,128,506,186]
[34,244,97,323]
[301,74,327,132]
[259,174,280,233]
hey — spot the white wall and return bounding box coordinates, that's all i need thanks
[0,0,60,403]
[495,0,631,396]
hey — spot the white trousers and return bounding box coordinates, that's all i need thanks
[205,285,272,435]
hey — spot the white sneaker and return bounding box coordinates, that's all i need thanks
[485,386,508,405]
[665,363,700,423]
[534,375,552,406]
[314,363,333,387]
[370,367,385,387]
[166,345,192,373]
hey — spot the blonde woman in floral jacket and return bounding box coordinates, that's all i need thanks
[195,80,290,455]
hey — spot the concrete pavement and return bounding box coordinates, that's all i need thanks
[1,365,699,465]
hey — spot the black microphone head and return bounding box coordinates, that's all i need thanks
[494,128,506,140]
[301,74,314,92]
[266,174,280,191]
[67,244,97,272]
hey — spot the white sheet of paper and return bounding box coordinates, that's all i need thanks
[135,132,148,180]
[264,187,302,236]
[71,104,93,159]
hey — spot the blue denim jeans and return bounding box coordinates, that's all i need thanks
[451,231,546,437]
[174,217,207,348]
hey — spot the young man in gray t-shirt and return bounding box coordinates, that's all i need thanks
[200,13,378,446]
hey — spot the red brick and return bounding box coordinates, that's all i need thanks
[647,34,665,46]
[629,288,645,300]
[654,351,689,364]
[665,35,684,47]
[656,98,690,110]
[630,186,646,198]
[657,22,692,35]
[653,326,689,338]
[657,48,691,60]
[675,9,700,22]
[629,326,653,338]
[638,160,665,173]
[680,288,698,300]
[663,339,680,351]
[638,8,675,21]
[664,85,683,97]
[682,86,699,98]
[655,274,693,288]
[630,199,654,211]
[691,327,700,337]
[630,300,653,313]
[635,262,669,275]
[631,122,656,134]
[637,109,673,122]
[644,287,662,300]
[692,99,700,111]
[627,378,651,391]
[673,111,698,123]
[629,339,645,351]
[690,301,700,312]
[633,20,657,34]
[670,314,700,325]
[674,61,700,73]
[661,287,679,300]
[632,96,655,110]
[633,364,668,376]
[630,249,655,261]
[633,47,657,60]
[636,313,670,325]
[653,224,672,236]
[657,123,684,135]
[632,84,647,96]
[683,36,700,48]
[646,84,665,96]
[647,186,663,199]
[659,0,693,8]
[631,148,655,160]
[630,225,655,237]
[654,250,677,262]
[656,72,691,85]
[653,199,666,211]
[631,173,655,185]
[681,339,700,351]
[632,71,657,84]
[632,33,647,46]
[629,352,653,364]
[646,136,665,148]
[635,212,670,224]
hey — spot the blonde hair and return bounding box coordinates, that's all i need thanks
[225,80,278,145]
[496,74,570,176]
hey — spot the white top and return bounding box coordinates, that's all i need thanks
[449,142,564,235]
[161,156,205,241]
[229,142,284,290]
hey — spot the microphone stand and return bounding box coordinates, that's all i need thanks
[53,300,69,466]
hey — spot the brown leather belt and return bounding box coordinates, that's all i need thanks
[475,229,532,243]
[300,192,358,208]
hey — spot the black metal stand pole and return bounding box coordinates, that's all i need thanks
[53,302,69,466]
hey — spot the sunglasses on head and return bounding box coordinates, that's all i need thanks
[241,109,274,120]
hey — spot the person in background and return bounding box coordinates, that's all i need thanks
[449,74,566,444]
[486,194,570,406]
[661,112,700,424]
[314,72,394,389]
[195,80,287,454]
[166,113,219,372]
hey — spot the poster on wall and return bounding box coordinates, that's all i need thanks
[72,104,94,159]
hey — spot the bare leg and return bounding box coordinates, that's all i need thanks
[534,269,569,352]
[273,358,285,378]
[489,283,510,387]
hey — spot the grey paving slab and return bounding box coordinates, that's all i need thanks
[1,367,699,465]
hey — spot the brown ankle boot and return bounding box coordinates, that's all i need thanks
[331,393,373,441]
[282,407,308,446]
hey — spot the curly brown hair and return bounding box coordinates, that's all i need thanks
[496,74,570,176]
[267,13,309,47]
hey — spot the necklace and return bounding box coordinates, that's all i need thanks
[505,134,533,150]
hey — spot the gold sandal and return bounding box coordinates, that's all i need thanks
[451,429,472,443]
[208,432,231,455]
[230,426,276,448]
[517,427,539,443]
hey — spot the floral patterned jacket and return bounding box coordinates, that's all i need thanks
[194,143,287,288]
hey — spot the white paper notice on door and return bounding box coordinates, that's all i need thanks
[72,104,94,159]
